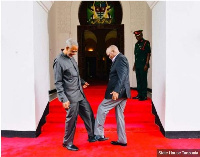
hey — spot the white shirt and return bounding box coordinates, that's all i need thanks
[112,52,120,62]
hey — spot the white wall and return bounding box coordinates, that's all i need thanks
[121,2,133,87]
[33,2,50,129]
[70,1,80,62]
[129,1,152,88]
[1,1,51,131]
[165,1,200,131]
[1,1,35,131]
[49,1,75,90]
[152,2,166,129]
[48,3,57,90]
[152,1,200,132]
[145,3,152,89]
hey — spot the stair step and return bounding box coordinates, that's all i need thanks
[49,99,152,114]
[49,98,152,107]
[46,113,155,123]
[42,123,159,133]
[45,89,159,133]
[49,106,152,114]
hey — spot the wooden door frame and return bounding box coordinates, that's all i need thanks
[77,24,124,79]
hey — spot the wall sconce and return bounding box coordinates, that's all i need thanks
[88,48,94,52]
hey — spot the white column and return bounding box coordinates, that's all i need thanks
[33,1,53,129]
[152,1,167,129]
[152,1,200,132]
[1,1,53,131]
[165,1,200,131]
[1,1,35,131]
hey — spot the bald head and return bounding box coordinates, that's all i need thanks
[106,45,119,60]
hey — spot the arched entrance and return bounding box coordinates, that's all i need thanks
[77,1,124,83]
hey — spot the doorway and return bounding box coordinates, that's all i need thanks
[77,24,124,84]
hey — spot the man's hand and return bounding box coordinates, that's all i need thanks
[110,91,119,100]
[144,65,148,71]
[132,64,135,71]
[63,101,70,110]
[83,82,89,88]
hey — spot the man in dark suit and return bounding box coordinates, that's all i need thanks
[94,45,131,146]
[53,38,96,151]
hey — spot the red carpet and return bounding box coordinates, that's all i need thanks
[1,85,200,157]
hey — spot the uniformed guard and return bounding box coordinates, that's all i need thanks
[132,30,151,101]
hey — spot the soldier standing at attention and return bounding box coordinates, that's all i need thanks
[132,30,151,101]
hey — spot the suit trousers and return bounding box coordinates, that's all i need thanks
[63,98,95,145]
[94,98,127,144]
[135,66,148,98]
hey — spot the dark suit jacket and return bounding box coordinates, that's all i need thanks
[53,52,86,103]
[105,53,131,99]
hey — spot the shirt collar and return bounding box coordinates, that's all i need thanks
[61,51,71,58]
[138,38,144,43]
[112,52,120,62]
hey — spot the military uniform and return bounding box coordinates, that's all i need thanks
[134,30,151,100]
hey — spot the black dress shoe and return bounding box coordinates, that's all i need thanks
[111,141,127,146]
[63,144,79,151]
[88,136,97,142]
[95,135,109,141]
[139,96,147,101]
[132,96,140,99]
